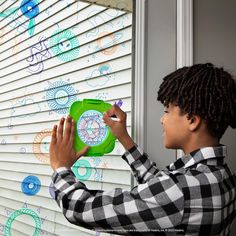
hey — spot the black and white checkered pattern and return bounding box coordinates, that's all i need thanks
[51,144,236,235]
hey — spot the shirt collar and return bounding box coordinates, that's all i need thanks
[167,145,227,171]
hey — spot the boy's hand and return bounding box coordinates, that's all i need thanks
[50,116,89,171]
[103,105,135,150]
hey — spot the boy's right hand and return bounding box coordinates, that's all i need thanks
[103,104,135,150]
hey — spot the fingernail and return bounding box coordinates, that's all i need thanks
[110,117,120,122]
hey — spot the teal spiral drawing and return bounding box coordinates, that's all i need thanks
[72,159,92,181]
[49,29,80,62]
[4,208,41,236]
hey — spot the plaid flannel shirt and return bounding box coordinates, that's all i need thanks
[51,144,236,235]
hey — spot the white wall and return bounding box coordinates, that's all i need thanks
[146,0,177,168]
[193,0,236,234]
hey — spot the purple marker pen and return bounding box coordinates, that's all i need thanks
[115,99,123,107]
[110,99,123,121]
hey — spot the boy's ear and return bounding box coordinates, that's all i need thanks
[188,115,201,131]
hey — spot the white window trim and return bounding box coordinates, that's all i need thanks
[177,0,193,68]
[176,0,193,158]
[130,0,147,188]
[133,0,147,151]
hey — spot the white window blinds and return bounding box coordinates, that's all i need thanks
[0,0,133,235]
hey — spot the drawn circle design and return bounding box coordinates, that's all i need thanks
[77,110,108,146]
[55,90,69,105]
[59,38,72,52]
[21,175,41,196]
[33,129,51,164]
[46,80,77,114]
[49,29,80,62]
[98,64,110,75]
[72,159,92,180]
[96,31,119,55]
[20,0,39,19]
[4,208,41,236]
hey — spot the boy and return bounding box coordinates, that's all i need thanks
[50,63,236,235]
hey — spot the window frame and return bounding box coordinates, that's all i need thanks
[133,0,147,151]
[176,0,193,158]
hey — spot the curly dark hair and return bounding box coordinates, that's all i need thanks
[157,63,236,139]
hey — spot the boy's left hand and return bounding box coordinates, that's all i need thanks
[50,116,89,171]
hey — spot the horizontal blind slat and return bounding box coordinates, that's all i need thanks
[0,26,132,79]
[0,5,126,59]
[0,70,131,112]
[0,96,131,120]
[0,11,130,68]
[0,39,132,90]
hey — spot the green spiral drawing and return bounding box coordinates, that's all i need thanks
[49,28,80,62]
[4,208,41,236]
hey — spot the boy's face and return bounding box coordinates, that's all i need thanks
[160,104,190,150]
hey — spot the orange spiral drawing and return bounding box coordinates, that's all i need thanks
[33,129,52,164]
[96,31,118,55]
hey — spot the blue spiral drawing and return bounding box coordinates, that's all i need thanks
[21,175,41,196]
[20,0,39,36]
[45,80,77,114]
[20,0,39,18]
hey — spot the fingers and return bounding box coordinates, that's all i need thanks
[75,146,90,159]
[105,104,119,116]
[104,104,126,121]
[64,116,72,142]
[103,112,115,127]
[56,116,75,143]
[70,118,75,143]
[103,105,126,127]
[57,117,65,141]
[51,125,57,144]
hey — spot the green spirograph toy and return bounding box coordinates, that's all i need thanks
[69,99,116,156]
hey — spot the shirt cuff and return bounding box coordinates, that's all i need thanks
[122,143,146,165]
[56,167,71,173]
[51,167,71,182]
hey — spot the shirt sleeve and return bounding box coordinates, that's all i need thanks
[51,166,184,234]
[121,144,160,184]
